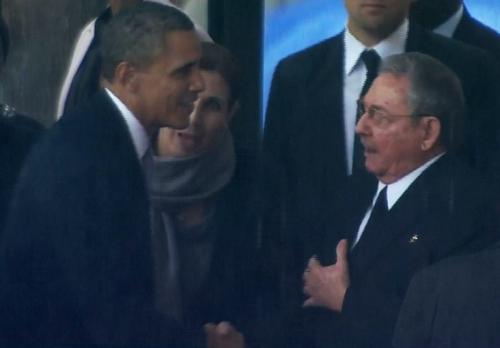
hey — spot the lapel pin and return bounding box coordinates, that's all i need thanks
[409,234,419,243]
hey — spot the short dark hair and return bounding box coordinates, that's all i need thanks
[199,42,240,107]
[100,2,194,81]
[379,52,465,151]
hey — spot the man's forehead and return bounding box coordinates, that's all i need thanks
[366,74,410,106]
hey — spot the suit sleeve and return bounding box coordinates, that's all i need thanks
[393,268,439,348]
[0,137,180,346]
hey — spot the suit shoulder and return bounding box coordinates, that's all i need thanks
[422,28,494,63]
[276,33,343,74]
[461,17,500,60]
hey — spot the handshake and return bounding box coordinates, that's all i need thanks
[204,321,245,348]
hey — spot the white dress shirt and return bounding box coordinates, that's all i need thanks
[352,153,445,246]
[343,20,409,175]
[434,4,464,38]
[105,88,150,160]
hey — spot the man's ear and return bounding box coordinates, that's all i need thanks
[114,61,138,92]
[419,116,441,151]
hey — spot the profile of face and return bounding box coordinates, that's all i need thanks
[131,30,205,132]
[356,73,438,183]
[157,70,235,157]
[344,0,414,39]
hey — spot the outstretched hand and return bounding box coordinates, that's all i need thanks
[303,239,350,312]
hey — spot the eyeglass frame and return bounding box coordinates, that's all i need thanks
[356,99,429,129]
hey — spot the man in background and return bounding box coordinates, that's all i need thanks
[394,242,500,348]
[410,0,500,60]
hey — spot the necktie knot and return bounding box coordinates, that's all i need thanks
[360,49,381,75]
[373,186,388,213]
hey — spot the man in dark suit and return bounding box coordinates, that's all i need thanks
[394,243,500,348]
[410,0,500,60]
[261,0,500,313]
[0,3,204,346]
[298,52,498,348]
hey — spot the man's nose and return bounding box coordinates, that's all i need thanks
[355,112,369,136]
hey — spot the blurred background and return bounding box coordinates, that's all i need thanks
[1,0,499,128]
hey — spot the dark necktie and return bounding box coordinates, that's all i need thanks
[353,186,388,252]
[352,50,381,177]
[359,49,381,97]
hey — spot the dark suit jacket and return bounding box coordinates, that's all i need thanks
[0,91,182,347]
[261,23,500,308]
[291,155,499,348]
[394,242,500,348]
[453,6,500,61]
[0,111,43,234]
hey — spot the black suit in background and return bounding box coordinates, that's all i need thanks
[0,109,43,234]
[0,91,182,347]
[288,155,499,348]
[453,6,500,61]
[394,242,500,348]
[261,23,500,309]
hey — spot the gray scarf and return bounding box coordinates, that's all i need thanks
[149,128,236,205]
[148,128,235,323]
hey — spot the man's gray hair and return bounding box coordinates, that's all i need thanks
[379,52,465,150]
[101,1,194,81]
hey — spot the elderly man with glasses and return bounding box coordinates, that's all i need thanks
[289,52,499,348]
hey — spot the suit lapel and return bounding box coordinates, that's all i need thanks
[349,156,447,275]
[309,34,347,180]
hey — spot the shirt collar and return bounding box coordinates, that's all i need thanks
[375,152,445,210]
[433,4,464,38]
[344,19,409,76]
[105,88,150,159]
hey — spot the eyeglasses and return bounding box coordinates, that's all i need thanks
[356,99,421,128]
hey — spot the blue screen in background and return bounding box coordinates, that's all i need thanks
[262,0,500,124]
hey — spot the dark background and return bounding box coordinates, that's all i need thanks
[1,0,106,125]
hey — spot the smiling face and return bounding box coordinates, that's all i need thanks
[131,30,204,132]
[345,0,413,44]
[355,73,432,183]
[157,70,233,157]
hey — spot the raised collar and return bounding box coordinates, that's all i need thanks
[433,4,464,38]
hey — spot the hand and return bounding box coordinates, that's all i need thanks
[204,321,245,348]
[302,239,350,312]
